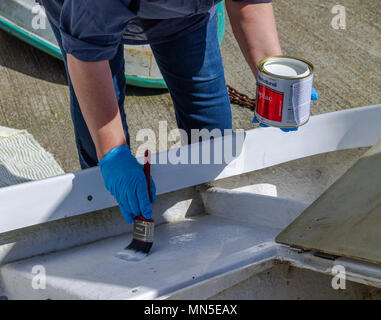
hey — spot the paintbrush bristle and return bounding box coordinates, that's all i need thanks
[116,239,153,261]
[126,238,153,254]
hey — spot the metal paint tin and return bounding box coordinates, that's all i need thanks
[255,56,314,128]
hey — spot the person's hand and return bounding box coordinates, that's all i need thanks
[98,145,156,223]
[253,88,319,132]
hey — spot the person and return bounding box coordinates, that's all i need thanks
[37,0,317,224]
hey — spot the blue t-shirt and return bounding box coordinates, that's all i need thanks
[37,0,271,62]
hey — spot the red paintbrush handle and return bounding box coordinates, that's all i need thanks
[143,149,151,202]
[135,215,153,223]
[143,149,152,203]
[140,150,154,222]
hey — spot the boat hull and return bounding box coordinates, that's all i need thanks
[0,0,226,89]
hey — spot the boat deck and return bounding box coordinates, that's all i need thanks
[1,187,380,300]
[0,215,279,300]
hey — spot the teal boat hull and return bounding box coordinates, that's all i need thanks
[0,1,225,89]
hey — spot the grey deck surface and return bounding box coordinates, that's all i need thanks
[277,140,381,265]
[0,0,380,174]
[0,215,278,300]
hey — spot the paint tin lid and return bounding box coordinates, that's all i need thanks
[262,57,311,79]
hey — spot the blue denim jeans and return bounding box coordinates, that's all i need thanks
[50,14,232,169]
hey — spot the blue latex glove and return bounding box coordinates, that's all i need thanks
[253,88,319,132]
[98,145,156,223]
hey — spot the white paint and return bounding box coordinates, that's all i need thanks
[0,187,203,266]
[0,215,281,300]
[1,209,380,300]
[231,184,277,197]
[1,188,380,300]
[1,105,381,234]
[263,57,310,78]
[116,250,148,262]
[201,187,308,230]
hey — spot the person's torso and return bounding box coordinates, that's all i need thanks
[38,0,219,45]
[133,0,216,19]
[38,0,218,27]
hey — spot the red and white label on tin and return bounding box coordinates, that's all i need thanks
[292,77,313,124]
[256,83,284,123]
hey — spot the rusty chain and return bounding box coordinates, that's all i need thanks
[226,85,256,111]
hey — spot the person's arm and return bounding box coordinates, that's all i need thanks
[67,54,127,161]
[67,54,156,223]
[225,1,282,78]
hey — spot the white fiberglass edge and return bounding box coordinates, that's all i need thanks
[0,105,381,234]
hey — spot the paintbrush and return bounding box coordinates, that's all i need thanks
[116,150,154,261]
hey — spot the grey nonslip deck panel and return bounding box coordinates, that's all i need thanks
[277,140,381,265]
